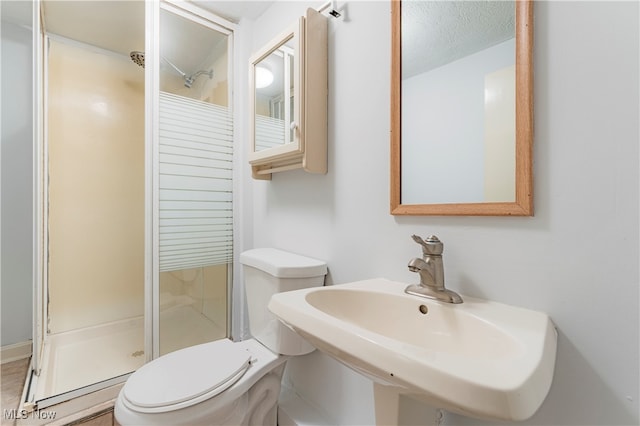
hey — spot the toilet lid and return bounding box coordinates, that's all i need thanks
[123,339,251,410]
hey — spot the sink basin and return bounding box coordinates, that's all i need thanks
[268,278,557,422]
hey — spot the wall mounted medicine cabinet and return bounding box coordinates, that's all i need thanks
[249,8,327,180]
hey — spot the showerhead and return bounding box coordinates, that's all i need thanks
[130,51,145,68]
[129,50,213,89]
[184,70,214,88]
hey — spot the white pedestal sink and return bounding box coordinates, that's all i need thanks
[268,278,557,423]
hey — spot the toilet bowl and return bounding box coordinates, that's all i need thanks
[115,339,286,425]
[115,248,327,425]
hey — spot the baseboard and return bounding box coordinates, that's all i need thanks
[1,341,32,364]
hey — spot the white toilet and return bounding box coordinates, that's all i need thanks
[114,248,327,425]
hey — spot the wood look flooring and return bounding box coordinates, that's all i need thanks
[2,359,30,426]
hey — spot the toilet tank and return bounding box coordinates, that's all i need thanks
[240,248,327,356]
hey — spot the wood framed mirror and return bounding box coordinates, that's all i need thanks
[390,0,533,216]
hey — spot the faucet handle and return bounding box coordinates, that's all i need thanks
[411,234,443,256]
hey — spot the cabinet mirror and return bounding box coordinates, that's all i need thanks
[390,0,533,216]
[249,20,302,163]
[254,33,297,151]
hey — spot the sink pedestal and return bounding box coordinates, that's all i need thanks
[373,384,442,426]
[373,384,401,425]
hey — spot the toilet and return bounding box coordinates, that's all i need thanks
[114,248,327,425]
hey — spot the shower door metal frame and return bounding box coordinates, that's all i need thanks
[28,27,150,411]
[27,4,49,410]
[32,0,45,379]
[28,1,133,408]
[28,24,49,409]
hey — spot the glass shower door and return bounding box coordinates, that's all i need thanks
[33,0,146,406]
[156,4,233,356]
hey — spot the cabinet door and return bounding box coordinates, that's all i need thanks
[249,18,304,166]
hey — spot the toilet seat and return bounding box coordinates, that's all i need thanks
[122,339,251,413]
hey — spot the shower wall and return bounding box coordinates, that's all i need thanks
[47,39,145,333]
[159,265,227,327]
[159,41,228,106]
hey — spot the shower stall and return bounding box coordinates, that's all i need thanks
[26,0,237,412]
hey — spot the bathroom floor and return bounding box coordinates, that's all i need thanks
[2,358,30,425]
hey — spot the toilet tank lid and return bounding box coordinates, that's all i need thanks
[240,248,327,278]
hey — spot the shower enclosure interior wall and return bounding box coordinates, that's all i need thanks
[28,0,236,409]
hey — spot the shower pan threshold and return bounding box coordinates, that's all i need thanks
[34,316,145,403]
[32,302,226,406]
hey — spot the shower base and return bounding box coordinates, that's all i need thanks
[33,302,225,403]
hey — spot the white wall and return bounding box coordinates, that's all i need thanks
[1,10,34,347]
[247,1,639,425]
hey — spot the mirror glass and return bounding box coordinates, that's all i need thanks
[391,0,533,215]
[254,37,296,152]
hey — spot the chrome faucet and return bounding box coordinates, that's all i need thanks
[405,235,463,304]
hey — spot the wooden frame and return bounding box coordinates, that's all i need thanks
[390,0,533,216]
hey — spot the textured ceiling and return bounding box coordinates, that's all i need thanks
[402,1,515,79]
